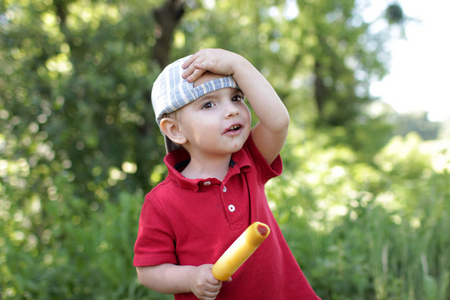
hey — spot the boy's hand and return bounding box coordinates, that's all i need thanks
[181,48,289,165]
[181,49,242,83]
[190,264,230,300]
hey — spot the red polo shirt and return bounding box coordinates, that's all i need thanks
[134,134,320,300]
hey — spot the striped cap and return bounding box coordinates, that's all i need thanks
[152,55,239,125]
[151,55,239,153]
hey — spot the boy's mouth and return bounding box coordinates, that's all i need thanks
[224,124,242,134]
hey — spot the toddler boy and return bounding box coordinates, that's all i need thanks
[134,49,319,300]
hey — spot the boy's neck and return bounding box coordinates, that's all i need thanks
[181,153,232,182]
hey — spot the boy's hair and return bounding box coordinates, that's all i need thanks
[151,55,239,153]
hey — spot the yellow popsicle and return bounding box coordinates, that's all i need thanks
[212,222,270,281]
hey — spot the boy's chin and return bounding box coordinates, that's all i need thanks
[230,133,250,152]
[230,141,247,153]
[231,146,244,153]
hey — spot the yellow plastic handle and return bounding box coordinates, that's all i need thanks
[212,222,270,281]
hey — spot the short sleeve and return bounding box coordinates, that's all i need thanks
[133,192,178,267]
[245,133,283,184]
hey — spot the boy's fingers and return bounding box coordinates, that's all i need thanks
[197,284,220,300]
[182,53,199,69]
[181,65,195,79]
[205,287,221,298]
[182,58,208,81]
[182,52,205,70]
[186,68,206,83]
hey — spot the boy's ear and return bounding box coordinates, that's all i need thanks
[160,117,187,145]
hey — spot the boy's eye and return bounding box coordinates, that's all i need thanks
[232,94,244,102]
[202,102,214,109]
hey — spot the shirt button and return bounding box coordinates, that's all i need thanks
[228,204,235,212]
[203,181,211,186]
[223,186,227,192]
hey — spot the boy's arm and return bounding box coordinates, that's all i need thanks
[137,263,225,300]
[182,49,289,164]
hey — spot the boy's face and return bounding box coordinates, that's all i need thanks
[175,72,251,157]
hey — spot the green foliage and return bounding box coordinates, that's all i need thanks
[1,192,170,299]
[385,3,405,25]
[0,0,165,202]
[269,133,450,299]
[1,0,448,299]
[391,111,441,140]
[270,132,450,299]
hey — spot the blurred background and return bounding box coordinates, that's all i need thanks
[1,0,449,299]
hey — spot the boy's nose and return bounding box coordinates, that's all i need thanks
[225,105,239,118]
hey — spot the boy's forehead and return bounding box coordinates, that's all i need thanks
[193,72,226,87]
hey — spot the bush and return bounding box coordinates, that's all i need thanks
[1,192,170,300]
[268,132,450,299]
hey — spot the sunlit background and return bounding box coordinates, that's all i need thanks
[366,0,450,122]
[1,0,449,299]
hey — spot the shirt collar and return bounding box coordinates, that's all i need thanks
[164,147,251,192]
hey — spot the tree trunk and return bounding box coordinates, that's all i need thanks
[152,0,185,69]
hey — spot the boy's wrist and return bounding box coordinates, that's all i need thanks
[187,266,199,293]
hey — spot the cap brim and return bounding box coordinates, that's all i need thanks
[164,135,180,154]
